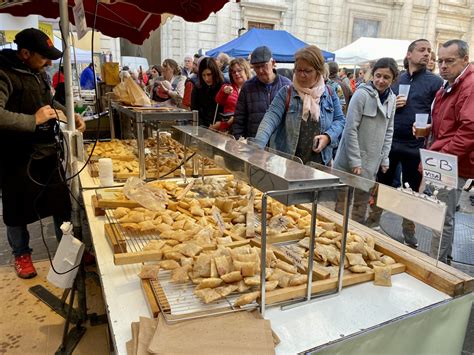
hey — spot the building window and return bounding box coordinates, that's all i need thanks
[248,21,274,30]
[352,18,380,41]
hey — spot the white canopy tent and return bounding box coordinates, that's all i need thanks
[334,37,411,65]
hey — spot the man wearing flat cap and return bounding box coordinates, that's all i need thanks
[0,28,85,279]
[232,46,291,139]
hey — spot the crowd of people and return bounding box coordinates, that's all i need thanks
[126,39,471,265]
[0,27,472,279]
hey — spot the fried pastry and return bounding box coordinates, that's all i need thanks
[234,291,260,307]
[373,265,392,286]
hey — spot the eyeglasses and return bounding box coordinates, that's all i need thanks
[231,68,244,75]
[437,57,460,66]
[295,68,315,76]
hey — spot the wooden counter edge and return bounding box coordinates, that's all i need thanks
[310,205,473,297]
[265,263,406,305]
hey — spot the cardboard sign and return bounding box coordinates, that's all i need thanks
[420,149,458,189]
[73,0,88,40]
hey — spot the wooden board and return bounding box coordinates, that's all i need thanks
[104,223,127,254]
[305,205,474,297]
[94,193,141,211]
[141,279,160,318]
[265,263,406,305]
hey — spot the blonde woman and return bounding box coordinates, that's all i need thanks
[254,45,345,165]
[212,58,252,131]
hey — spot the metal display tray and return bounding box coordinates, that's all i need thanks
[172,126,340,205]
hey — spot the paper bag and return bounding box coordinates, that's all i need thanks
[102,62,120,86]
[113,81,132,105]
[46,224,85,289]
[125,77,151,106]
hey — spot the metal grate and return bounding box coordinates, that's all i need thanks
[150,271,258,324]
[104,209,162,253]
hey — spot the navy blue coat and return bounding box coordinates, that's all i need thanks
[392,68,443,147]
[232,73,291,139]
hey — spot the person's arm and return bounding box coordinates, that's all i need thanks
[168,76,185,100]
[430,90,474,158]
[215,84,230,106]
[231,85,248,139]
[254,86,287,148]
[343,90,366,169]
[0,71,38,132]
[190,85,199,112]
[323,88,346,148]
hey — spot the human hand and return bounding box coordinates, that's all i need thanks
[380,165,389,173]
[210,122,221,130]
[352,167,362,175]
[35,105,58,125]
[224,86,233,95]
[312,134,330,153]
[412,122,431,138]
[75,114,86,132]
[395,95,407,108]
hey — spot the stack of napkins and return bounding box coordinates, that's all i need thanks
[126,311,277,355]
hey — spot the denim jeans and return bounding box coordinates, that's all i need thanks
[7,215,67,257]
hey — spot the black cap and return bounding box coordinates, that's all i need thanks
[250,46,272,64]
[14,28,62,60]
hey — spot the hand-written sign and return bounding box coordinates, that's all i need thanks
[281,247,305,270]
[211,207,226,232]
[420,149,458,189]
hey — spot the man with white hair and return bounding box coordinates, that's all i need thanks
[181,54,193,78]
[423,39,474,264]
[216,52,231,81]
[232,46,291,139]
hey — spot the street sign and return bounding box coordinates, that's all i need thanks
[420,149,458,189]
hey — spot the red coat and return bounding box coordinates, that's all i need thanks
[214,83,239,131]
[215,83,239,114]
[430,64,474,178]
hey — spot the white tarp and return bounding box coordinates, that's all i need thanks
[334,37,411,65]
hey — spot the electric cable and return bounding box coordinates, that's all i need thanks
[26,0,101,275]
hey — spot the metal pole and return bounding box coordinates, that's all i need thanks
[306,192,319,300]
[59,0,75,130]
[136,112,146,180]
[337,186,352,292]
[259,193,268,316]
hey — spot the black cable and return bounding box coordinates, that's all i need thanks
[25,1,102,275]
[32,157,80,275]
[159,152,196,179]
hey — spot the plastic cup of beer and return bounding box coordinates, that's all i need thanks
[415,113,429,137]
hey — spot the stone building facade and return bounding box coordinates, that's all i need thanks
[157,0,474,65]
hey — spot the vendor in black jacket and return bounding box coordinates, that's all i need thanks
[368,39,443,248]
[0,28,85,279]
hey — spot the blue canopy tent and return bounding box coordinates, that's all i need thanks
[207,28,335,62]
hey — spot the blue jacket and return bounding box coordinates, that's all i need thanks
[80,66,95,90]
[392,68,443,145]
[232,73,291,139]
[254,85,346,165]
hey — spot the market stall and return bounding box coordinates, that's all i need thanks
[78,120,472,354]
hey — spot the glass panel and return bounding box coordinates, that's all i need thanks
[308,162,448,265]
